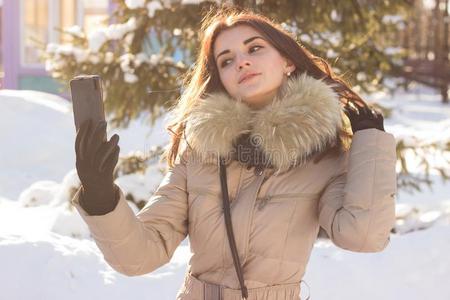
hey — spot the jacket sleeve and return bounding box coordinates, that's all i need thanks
[70,149,189,276]
[317,128,397,252]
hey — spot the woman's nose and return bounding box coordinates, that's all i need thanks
[236,54,251,70]
[238,62,250,70]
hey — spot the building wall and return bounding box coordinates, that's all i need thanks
[1,0,111,96]
[0,4,3,89]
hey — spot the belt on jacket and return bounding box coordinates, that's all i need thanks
[177,271,305,300]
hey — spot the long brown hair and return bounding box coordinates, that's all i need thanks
[163,5,366,168]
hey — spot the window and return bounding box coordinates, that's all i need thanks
[20,0,109,67]
[82,0,109,35]
[22,0,49,66]
[60,0,78,43]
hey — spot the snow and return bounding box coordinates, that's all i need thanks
[45,19,188,78]
[423,0,436,10]
[0,80,449,299]
[88,29,108,53]
[125,0,146,9]
[123,72,139,83]
[147,1,163,18]
[85,17,138,52]
[64,25,85,38]
[382,14,405,24]
[0,89,168,200]
[309,224,450,300]
[104,17,137,40]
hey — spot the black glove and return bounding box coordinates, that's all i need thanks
[342,102,385,133]
[75,119,121,215]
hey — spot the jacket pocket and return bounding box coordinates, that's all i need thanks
[256,192,320,211]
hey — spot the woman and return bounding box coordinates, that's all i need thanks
[71,6,397,300]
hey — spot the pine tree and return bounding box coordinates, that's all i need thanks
[44,0,450,193]
[43,0,412,128]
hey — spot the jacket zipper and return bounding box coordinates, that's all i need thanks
[190,188,319,210]
[256,192,319,210]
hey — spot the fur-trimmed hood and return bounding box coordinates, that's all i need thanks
[184,72,344,174]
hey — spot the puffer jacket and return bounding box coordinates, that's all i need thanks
[71,73,397,299]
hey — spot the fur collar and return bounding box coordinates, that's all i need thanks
[183,72,343,174]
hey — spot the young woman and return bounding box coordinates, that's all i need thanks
[71,6,397,300]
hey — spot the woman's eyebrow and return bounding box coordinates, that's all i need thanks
[215,36,266,61]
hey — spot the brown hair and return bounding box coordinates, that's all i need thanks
[163,5,367,168]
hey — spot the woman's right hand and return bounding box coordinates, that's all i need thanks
[75,119,121,215]
[342,102,385,133]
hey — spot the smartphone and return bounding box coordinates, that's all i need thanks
[70,75,106,141]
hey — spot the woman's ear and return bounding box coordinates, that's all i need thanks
[284,58,296,74]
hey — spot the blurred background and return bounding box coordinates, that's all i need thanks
[1,0,111,93]
[0,0,448,101]
[0,1,449,299]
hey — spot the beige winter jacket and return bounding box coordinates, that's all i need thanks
[71,73,397,299]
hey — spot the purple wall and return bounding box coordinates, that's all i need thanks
[2,0,20,89]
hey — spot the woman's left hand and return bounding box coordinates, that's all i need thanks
[343,102,385,133]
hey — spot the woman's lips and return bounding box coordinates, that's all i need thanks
[239,73,261,84]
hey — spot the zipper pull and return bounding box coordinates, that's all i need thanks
[254,164,264,176]
[258,196,271,211]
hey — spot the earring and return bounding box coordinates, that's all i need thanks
[286,71,291,77]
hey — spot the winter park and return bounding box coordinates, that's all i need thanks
[0,1,450,300]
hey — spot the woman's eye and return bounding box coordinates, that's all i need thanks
[249,45,262,53]
[221,59,231,68]
[219,46,263,68]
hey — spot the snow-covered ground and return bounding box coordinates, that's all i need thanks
[0,80,449,300]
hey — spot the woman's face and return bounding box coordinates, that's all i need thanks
[213,25,296,109]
